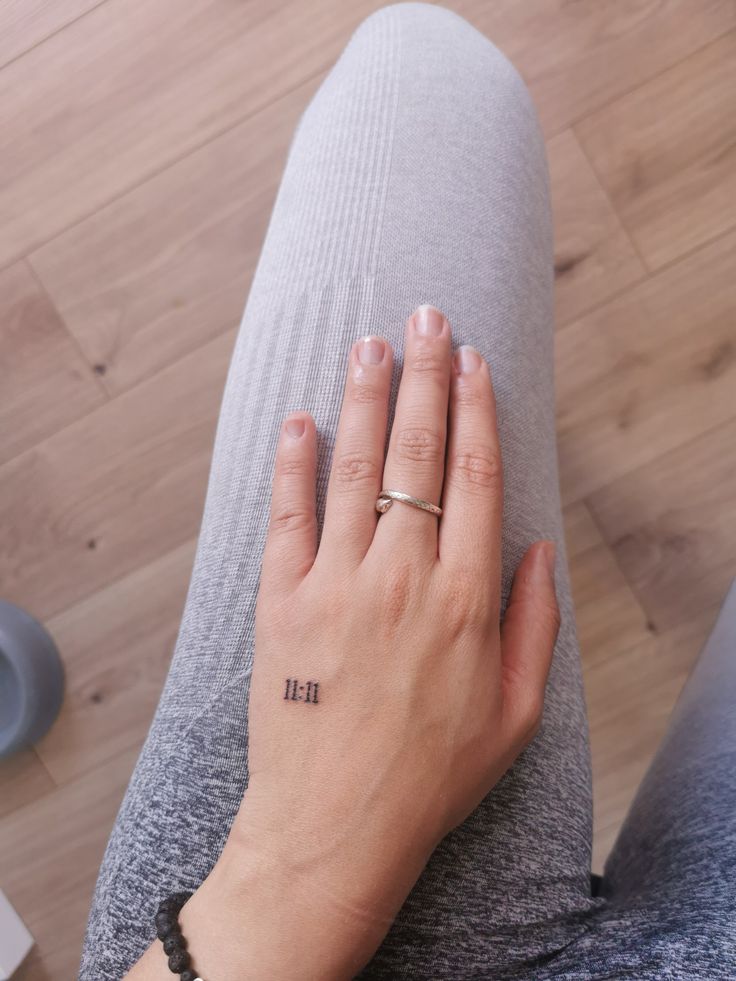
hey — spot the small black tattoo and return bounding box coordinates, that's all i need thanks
[284,678,320,704]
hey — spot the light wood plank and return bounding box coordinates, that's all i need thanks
[0,747,55,817]
[575,31,736,268]
[0,261,105,466]
[588,419,736,632]
[30,81,319,394]
[0,329,234,621]
[564,503,718,870]
[0,0,102,69]
[36,540,195,784]
[548,129,644,328]
[569,527,650,665]
[459,0,736,135]
[556,229,736,503]
[0,0,382,268]
[562,501,601,561]
[565,502,650,666]
[586,607,718,870]
[12,948,48,981]
[0,749,137,979]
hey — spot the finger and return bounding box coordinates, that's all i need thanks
[439,346,503,599]
[319,336,393,566]
[500,541,560,745]
[373,305,452,557]
[261,413,318,594]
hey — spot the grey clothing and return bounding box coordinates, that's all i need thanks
[81,5,736,978]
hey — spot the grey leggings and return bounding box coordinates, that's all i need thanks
[81,5,736,978]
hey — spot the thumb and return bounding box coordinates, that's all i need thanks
[500,540,560,745]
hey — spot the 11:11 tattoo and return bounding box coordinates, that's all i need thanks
[283,678,320,704]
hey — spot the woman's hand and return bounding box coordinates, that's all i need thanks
[127,306,559,981]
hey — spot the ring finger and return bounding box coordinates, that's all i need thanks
[373,305,452,558]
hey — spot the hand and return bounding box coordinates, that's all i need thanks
[126,306,560,981]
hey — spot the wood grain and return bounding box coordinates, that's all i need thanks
[0,330,233,620]
[0,0,381,269]
[0,261,105,466]
[0,747,54,817]
[459,0,736,135]
[0,749,138,979]
[588,418,736,633]
[565,503,720,870]
[585,607,718,870]
[30,81,319,394]
[556,228,736,503]
[576,30,736,268]
[36,540,196,783]
[0,0,102,68]
[548,129,644,328]
[568,522,651,664]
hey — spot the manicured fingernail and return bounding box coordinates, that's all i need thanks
[454,345,481,374]
[357,336,386,365]
[285,417,305,438]
[414,305,445,337]
[542,541,556,576]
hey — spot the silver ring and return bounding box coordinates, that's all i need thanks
[375,489,442,517]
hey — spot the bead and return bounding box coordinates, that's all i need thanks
[179,971,198,981]
[171,890,192,910]
[162,932,185,955]
[168,948,191,973]
[155,910,177,940]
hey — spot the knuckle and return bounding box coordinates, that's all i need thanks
[441,577,492,637]
[332,452,381,488]
[350,378,386,406]
[270,505,314,535]
[410,349,446,378]
[451,447,502,492]
[278,455,312,479]
[454,383,488,410]
[379,559,420,626]
[395,425,444,466]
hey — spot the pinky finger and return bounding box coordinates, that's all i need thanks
[261,413,318,594]
[500,541,560,746]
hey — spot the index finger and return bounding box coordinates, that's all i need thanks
[438,345,503,591]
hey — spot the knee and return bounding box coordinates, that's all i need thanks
[342,3,531,111]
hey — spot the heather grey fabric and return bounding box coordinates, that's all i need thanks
[81,5,736,978]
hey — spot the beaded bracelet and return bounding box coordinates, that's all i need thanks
[154,892,205,981]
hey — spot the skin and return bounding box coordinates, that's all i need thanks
[126,305,560,981]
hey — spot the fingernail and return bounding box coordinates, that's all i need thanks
[357,336,386,365]
[414,305,445,337]
[285,417,305,438]
[454,345,481,374]
[541,541,556,576]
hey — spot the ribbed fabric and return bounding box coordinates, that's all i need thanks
[81,5,735,979]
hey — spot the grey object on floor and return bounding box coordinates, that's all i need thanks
[0,599,64,757]
[81,5,736,979]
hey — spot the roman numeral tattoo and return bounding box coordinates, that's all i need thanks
[283,679,320,704]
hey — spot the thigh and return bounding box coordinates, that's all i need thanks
[81,7,596,979]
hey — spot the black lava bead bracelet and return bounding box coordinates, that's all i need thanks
[154,892,205,981]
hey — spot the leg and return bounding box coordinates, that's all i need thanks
[82,6,597,978]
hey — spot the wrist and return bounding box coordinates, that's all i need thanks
[178,830,395,981]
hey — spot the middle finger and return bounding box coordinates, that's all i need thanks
[373,305,452,558]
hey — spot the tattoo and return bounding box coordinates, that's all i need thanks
[283,678,320,704]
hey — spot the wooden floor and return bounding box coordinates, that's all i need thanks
[1,1,735,976]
